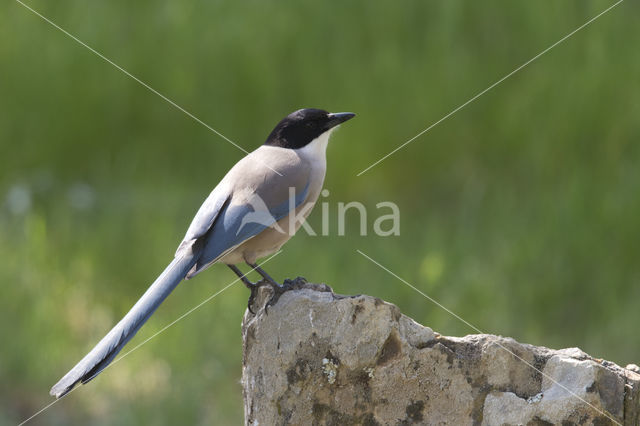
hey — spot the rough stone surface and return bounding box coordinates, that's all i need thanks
[241,283,640,425]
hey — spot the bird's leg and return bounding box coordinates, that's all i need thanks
[246,262,279,286]
[227,264,268,314]
[227,264,255,289]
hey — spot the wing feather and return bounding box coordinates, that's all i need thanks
[178,146,312,276]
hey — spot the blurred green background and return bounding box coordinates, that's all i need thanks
[1,0,638,424]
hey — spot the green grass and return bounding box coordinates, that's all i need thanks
[1,0,638,424]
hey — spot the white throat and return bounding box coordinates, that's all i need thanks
[295,128,333,163]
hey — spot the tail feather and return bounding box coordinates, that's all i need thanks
[50,254,198,398]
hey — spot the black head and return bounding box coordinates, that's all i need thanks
[264,108,355,149]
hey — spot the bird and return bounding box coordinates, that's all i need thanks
[50,108,355,399]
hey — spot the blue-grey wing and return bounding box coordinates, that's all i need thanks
[187,178,310,277]
[176,186,231,257]
[178,145,313,276]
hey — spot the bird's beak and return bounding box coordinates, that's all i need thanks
[326,112,356,130]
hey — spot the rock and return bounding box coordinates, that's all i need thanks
[241,283,640,425]
[627,364,640,374]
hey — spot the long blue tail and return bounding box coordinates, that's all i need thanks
[50,254,198,398]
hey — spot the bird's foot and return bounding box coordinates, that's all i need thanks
[246,276,309,315]
[246,279,272,315]
[264,277,308,312]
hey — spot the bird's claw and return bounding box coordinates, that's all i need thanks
[246,277,308,315]
[246,279,270,315]
[264,276,308,313]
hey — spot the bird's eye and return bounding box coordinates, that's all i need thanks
[306,122,317,128]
